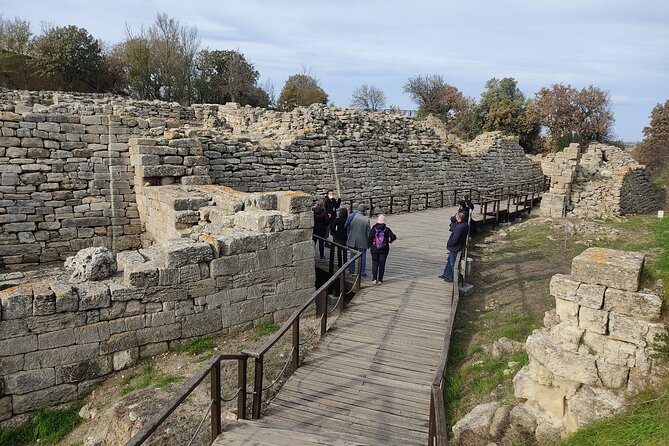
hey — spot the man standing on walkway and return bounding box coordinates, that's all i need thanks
[346,204,371,277]
[440,212,469,283]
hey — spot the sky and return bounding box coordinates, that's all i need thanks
[2,0,668,141]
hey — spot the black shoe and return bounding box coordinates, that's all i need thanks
[438,275,446,279]
[444,278,453,283]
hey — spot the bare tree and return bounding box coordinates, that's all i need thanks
[350,84,386,111]
[259,78,276,107]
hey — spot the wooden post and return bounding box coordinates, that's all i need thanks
[251,356,264,419]
[369,197,374,216]
[440,190,444,208]
[210,359,222,439]
[291,318,300,372]
[320,289,328,335]
[237,358,247,419]
[389,196,394,214]
[453,189,457,205]
[407,194,412,212]
[425,192,429,210]
[339,271,346,312]
[328,241,335,276]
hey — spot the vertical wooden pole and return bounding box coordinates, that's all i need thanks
[252,357,264,419]
[237,358,247,420]
[210,359,222,440]
[389,196,394,214]
[320,289,328,335]
[407,194,412,212]
[292,319,300,372]
[440,191,444,208]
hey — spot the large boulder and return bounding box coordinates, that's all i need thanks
[65,247,117,283]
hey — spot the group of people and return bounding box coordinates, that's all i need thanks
[314,190,474,286]
[313,190,397,284]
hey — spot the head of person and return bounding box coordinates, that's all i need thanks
[357,204,367,214]
[338,207,348,218]
[458,200,467,209]
[377,214,386,225]
[327,189,334,199]
[315,201,324,209]
[455,212,465,222]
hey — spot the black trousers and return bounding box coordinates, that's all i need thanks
[334,238,348,267]
[371,252,388,282]
[313,229,327,259]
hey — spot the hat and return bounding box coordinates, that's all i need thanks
[357,204,367,212]
[377,215,386,224]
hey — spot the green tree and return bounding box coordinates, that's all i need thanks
[403,74,468,126]
[30,25,104,90]
[195,49,260,105]
[277,74,328,111]
[0,14,32,54]
[635,100,669,169]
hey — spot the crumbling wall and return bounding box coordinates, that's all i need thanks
[540,143,657,218]
[0,189,314,421]
[513,247,664,440]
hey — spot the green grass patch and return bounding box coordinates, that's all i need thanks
[247,323,280,341]
[120,361,183,396]
[171,337,215,356]
[557,385,669,446]
[0,402,82,446]
[480,314,543,343]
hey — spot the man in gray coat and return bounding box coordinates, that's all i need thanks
[346,204,371,276]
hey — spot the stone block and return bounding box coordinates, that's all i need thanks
[595,360,629,389]
[554,298,579,325]
[12,384,77,414]
[57,356,112,383]
[4,368,55,394]
[182,309,222,338]
[0,354,25,375]
[75,282,111,310]
[603,288,662,322]
[570,248,644,292]
[38,328,75,349]
[234,210,284,233]
[74,321,111,344]
[549,323,584,351]
[244,193,278,210]
[564,386,625,433]
[32,283,56,316]
[124,262,159,288]
[581,331,637,367]
[109,283,145,301]
[136,165,186,177]
[139,342,168,359]
[276,192,312,213]
[292,240,314,261]
[0,397,11,422]
[163,238,213,268]
[608,313,650,347]
[136,323,182,345]
[0,284,33,319]
[113,348,139,370]
[24,343,99,369]
[574,283,605,310]
[578,306,609,335]
[452,401,500,440]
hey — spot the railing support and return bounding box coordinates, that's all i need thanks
[407,194,412,212]
[320,289,328,335]
[210,359,221,440]
[339,270,346,312]
[252,356,264,419]
[292,318,300,371]
[389,196,394,214]
[237,358,247,420]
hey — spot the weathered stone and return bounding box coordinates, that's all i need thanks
[570,248,644,292]
[578,306,608,335]
[581,331,637,367]
[24,343,100,369]
[234,210,284,233]
[481,337,524,358]
[595,360,629,389]
[549,274,579,301]
[0,284,33,319]
[549,323,584,351]
[0,396,11,421]
[508,405,537,433]
[554,298,579,325]
[64,247,117,283]
[452,401,500,440]
[564,386,625,433]
[574,283,605,310]
[75,282,111,311]
[543,309,560,329]
[182,309,222,338]
[603,288,662,322]
[163,238,213,268]
[4,368,56,394]
[12,384,77,413]
[608,312,650,347]
[113,348,139,370]
[489,404,512,438]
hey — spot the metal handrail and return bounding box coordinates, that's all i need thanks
[125,354,248,446]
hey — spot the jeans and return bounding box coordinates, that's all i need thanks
[442,250,459,281]
[348,247,367,276]
[371,252,388,282]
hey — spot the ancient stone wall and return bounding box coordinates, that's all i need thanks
[540,143,657,218]
[513,247,664,440]
[0,189,314,421]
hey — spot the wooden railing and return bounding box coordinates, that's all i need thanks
[125,354,248,446]
[243,238,362,419]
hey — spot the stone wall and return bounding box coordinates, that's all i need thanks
[513,247,665,440]
[540,143,657,218]
[0,188,315,421]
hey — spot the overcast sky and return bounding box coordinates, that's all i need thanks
[3,0,668,141]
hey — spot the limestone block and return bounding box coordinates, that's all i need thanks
[32,283,56,316]
[64,247,117,283]
[0,397,11,422]
[124,262,159,288]
[603,288,662,322]
[570,248,644,292]
[578,306,608,335]
[514,366,566,417]
[12,384,77,414]
[136,165,186,177]
[581,332,637,367]
[532,410,565,443]
[549,323,584,351]
[214,231,268,256]
[4,368,56,394]
[481,337,525,358]
[525,329,599,385]
[24,343,100,369]
[139,342,168,359]
[276,192,312,213]
[489,404,512,438]
[244,193,278,210]
[75,282,111,311]
[38,328,75,349]
[233,210,284,233]
[555,298,579,326]
[57,356,112,383]
[113,348,139,370]
[608,312,650,347]
[508,405,537,433]
[543,309,560,329]
[109,283,145,302]
[0,284,33,319]
[50,281,78,312]
[574,283,605,310]
[452,401,500,440]
[293,240,314,261]
[182,309,223,338]
[266,229,312,248]
[74,322,111,344]
[564,386,625,433]
[549,274,579,301]
[163,238,213,268]
[595,360,629,389]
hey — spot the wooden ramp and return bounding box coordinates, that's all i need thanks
[215,208,456,445]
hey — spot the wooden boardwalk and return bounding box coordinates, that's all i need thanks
[215,208,458,445]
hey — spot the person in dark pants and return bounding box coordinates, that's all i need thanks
[367,215,397,285]
[323,190,341,237]
[332,207,349,267]
[313,202,328,260]
[440,212,469,283]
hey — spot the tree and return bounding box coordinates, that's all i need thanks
[350,84,386,111]
[635,100,669,169]
[277,74,328,111]
[0,15,32,54]
[529,83,613,149]
[195,49,259,105]
[30,25,105,90]
[403,74,468,124]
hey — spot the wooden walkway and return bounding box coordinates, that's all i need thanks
[215,208,458,445]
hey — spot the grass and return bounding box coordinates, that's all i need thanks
[0,403,82,446]
[170,336,216,356]
[120,361,183,396]
[247,323,280,341]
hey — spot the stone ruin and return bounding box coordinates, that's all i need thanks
[539,142,657,218]
[452,247,666,444]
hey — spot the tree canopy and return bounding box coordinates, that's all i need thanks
[195,50,260,105]
[634,100,669,169]
[403,74,468,125]
[277,74,328,111]
[350,84,386,111]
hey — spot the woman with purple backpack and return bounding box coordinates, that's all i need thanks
[367,215,397,285]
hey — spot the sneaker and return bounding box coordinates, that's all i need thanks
[444,278,453,283]
[377,281,383,285]
[438,275,446,279]
[372,280,377,284]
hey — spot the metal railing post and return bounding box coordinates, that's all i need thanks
[251,356,264,419]
[210,359,221,440]
[237,358,247,420]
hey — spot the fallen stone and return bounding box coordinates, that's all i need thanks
[64,247,117,283]
[452,401,500,440]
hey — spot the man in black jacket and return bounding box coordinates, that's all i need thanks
[323,190,341,237]
[440,212,469,283]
